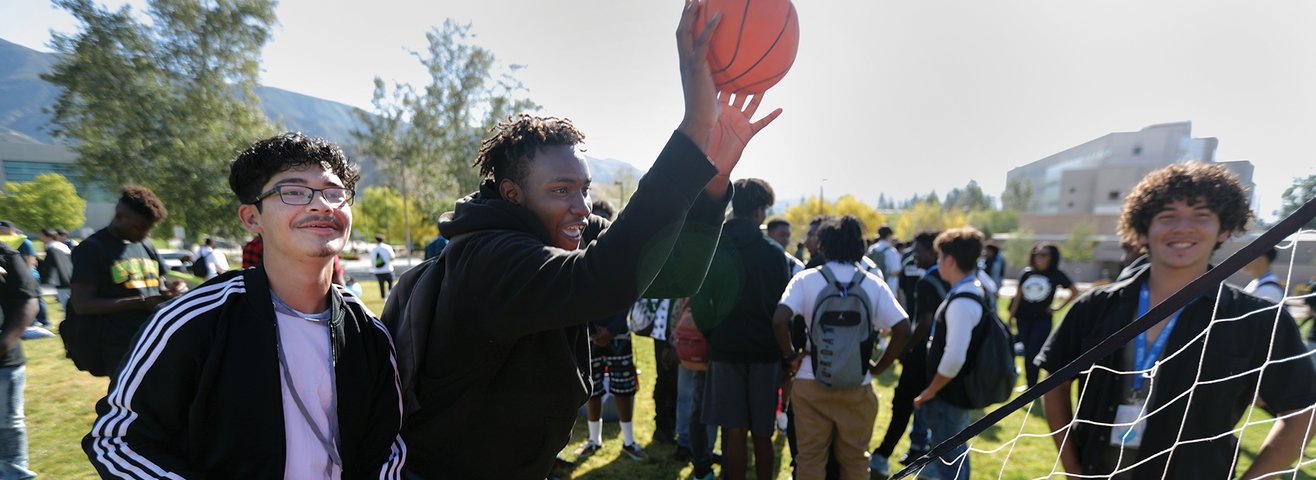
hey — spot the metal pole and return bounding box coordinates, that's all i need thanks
[399,156,412,263]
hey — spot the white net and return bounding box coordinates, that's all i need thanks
[897,229,1316,479]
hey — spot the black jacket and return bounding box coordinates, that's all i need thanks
[83,266,406,479]
[1036,266,1316,478]
[398,132,727,479]
[691,217,791,363]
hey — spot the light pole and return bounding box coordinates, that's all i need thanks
[396,155,412,262]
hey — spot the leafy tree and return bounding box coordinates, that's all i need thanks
[1277,174,1316,228]
[1002,177,1033,212]
[1003,228,1036,276]
[353,186,437,249]
[894,200,967,241]
[781,195,887,247]
[944,180,994,212]
[0,174,87,231]
[43,0,277,240]
[353,19,539,226]
[967,208,1018,239]
[1062,222,1096,263]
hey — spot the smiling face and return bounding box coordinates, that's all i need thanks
[239,165,351,260]
[500,144,592,251]
[1138,197,1229,275]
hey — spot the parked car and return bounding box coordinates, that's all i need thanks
[157,249,193,273]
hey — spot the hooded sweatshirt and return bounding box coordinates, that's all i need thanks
[692,216,792,363]
[400,132,728,479]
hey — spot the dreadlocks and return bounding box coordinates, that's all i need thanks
[474,114,586,184]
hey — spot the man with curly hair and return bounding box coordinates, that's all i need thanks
[1036,162,1316,478]
[382,3,782,478]
[68,185,182,377]
[84,134,405,478]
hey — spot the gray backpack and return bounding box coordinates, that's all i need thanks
[809,264,876,389]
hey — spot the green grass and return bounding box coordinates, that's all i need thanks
[24,292,1316,478]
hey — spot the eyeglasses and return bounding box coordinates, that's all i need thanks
[250,185,355,208]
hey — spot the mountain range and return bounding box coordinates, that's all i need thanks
[0,37,642,192]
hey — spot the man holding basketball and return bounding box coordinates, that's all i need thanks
[384,1,783,478]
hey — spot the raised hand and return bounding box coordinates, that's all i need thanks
[703,91,783,200]
[675,0,720,152]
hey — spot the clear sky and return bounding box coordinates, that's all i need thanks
[3,0,1313,221]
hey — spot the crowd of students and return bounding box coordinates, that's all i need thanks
[0,3,1311,479]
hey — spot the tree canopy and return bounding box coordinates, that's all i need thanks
[43,0,277,240]
[0,174,87,232]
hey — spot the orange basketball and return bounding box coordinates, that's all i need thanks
[698,0,800,95]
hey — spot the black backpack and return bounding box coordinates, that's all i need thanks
[190,250,211,277]
[380,252,445,416]
[947,290,1018,408]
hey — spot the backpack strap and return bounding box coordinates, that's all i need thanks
[817,263,865,297]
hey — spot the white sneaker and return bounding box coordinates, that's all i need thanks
[22,326,54,340]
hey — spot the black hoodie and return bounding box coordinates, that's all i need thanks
[401,132,728,479]
[691,217,791,363]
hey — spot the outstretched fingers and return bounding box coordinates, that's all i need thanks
[750,108,783,135]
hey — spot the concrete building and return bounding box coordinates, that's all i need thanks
[1000,122,1272,282]
[0,140,115,234]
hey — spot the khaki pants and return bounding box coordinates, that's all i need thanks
[792,378,878,480]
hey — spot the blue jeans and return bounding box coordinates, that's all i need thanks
[919,398,969,480]
[0,367,33,480]
[677,363,718,451]
[910,407,930,450]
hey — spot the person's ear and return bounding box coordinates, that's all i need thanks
[238,204,263,234]
[499,178,523,205]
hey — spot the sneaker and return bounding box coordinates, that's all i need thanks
[572,441,602,459]
[870,453,891,479]
[688,470,716,480]
[21,326,54,340]
[673,445,692,462]
[653,430,677,445]
[621,442,650,462]
[897,447,929,466]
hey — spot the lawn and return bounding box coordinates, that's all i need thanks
[25,290,1316,479]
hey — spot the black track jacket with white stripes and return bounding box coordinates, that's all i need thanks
[83,265,406,479]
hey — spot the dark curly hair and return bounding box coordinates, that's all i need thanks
[1118,162,1252,252]
[934,227,984,272]
[120,185,168,221]
[819,215,867,263]
[229,132,360,207]
[474,114,586,184]
[731,178,775,217]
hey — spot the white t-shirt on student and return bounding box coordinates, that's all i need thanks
[778,261,908,383]
[369,243,395,274]
[937,278,985,379]
[197,245,229,279]
[1245,271,1284,304]
[275,309,341,479]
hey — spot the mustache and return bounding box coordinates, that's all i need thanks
[293,215,345,229]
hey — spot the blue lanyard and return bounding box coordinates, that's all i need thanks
[1132,282,1189,392]
[931,271,977,338]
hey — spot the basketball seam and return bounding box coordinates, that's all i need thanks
[717,3,795,92]
[711,0,753,75]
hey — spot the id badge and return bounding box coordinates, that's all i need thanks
[1110,403,1146,448]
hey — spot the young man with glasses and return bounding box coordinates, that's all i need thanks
[84,133,406,479]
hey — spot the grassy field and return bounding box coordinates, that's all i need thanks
[25,289,1316,479]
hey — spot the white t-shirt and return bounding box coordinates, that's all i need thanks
[778,261,908,382]
[936,279,985,379]
[369,243,395,274]
[275,308,341,479]
[1245,271,1284,304]
[867,240,902,294]
[786,251,805,277]
[196,245,229,279]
